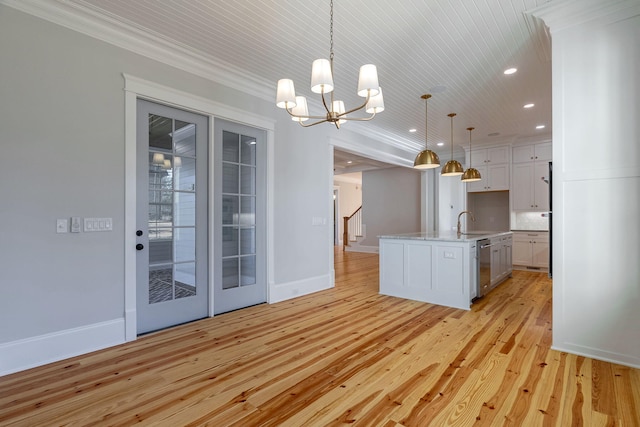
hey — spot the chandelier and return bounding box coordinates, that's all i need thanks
[275,0,384,129]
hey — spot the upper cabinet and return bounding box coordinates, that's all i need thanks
[466,146,510,193]
[512,142,551,163]
[512,142,551,211]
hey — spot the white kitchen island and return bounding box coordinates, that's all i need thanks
[378,231,512,310]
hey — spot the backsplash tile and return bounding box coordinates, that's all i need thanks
[513,211,549,231]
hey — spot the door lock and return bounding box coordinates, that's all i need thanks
[136,243,144,251]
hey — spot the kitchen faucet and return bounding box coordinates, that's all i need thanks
[457,210,476,235]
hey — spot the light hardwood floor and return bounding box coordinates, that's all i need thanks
[1,248,639,426]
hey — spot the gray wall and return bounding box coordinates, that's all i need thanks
[360,167,421,246]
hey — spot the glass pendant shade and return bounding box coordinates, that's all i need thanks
[276,79,297,108]
[311,59,334,94]
[290,96,309,122]
[441,112,463,176]
[357,64,380,97]
[461,167,482,181]
[365,88,385,113]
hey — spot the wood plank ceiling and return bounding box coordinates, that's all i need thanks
[67,0,553,158]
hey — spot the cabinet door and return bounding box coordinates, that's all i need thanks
[534,143,552,161]
[512,236,532,265]
[532,240,549,268]
[533,161,550,211]
[466,165,487,192]
[487,164,510,191]
[512,163,534,210]
[487,146,510,164]
[513,145,535,163]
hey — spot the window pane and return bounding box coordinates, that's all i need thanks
[149,226,172,241]
[174,192,195,226]
[240,196,255,226]
[149,114,172,151]
[241,135,256,165]
[240,165,255,195]
[222,258,239,289]
[241,256,256,286]
[222,226,239,257]
[222,196,239,225]
[223,131,239,162]
[149,239,173,265]
[175,156,196,191]
[149,266,173,304]
[174,227,195,262]
[175,262,196,299]
[223,163,239,194]
[174,121,196,157]
[240,227,255,255]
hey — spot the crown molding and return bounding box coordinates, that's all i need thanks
[529,0,640,33]
[0,0,275,103]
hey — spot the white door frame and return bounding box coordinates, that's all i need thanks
[123,74,275,341]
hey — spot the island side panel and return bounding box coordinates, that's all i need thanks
[432,243,471,310]
[379,240,407,299]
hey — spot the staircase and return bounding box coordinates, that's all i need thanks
[343,206,363,249]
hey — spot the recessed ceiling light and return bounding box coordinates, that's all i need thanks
[347,160,353,164]
[523,103,535,109]
[488,132,500,137]
[437,142,444,146]
[504,68,517,75]
[409,128,417,133]
[536,125,545,129]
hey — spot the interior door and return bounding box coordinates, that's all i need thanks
[136,100,208,334]
[214,119,266,314]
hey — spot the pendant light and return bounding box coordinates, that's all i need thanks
[413,94,440,169]
[461,127,482,182]
[441,113,464,176]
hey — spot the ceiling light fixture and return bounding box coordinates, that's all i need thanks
[536,124,546,129]
[523,103,535,108]
[275,0,383,129]
[413,94,440,169]
[504,67,517,75]
[441,113,464,176]
[461,127,481,182]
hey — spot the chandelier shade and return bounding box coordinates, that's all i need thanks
[413,94,440,169]
[275,0,383,129]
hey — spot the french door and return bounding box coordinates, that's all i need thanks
[136,100,208,334]
[214,119,266,314]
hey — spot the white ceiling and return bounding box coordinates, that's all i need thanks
[43,0,554,159]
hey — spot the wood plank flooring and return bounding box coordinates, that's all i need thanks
[1,248,639,426]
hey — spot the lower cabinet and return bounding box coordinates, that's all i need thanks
[490,235,512,285]
[512,232,549,269]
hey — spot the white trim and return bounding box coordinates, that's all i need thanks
[551,344,640,370]
[123,74,275,337]
[0,319,124,376]
[0,0,274,103]
[344,245,380,254]
[269,274,333,304]
[330,136,413,169]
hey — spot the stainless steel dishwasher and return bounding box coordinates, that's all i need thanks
[476,238,493,298]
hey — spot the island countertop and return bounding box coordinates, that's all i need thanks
[378,230,512,242]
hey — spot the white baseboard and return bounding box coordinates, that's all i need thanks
[551,343,640,370]
[269,273,333,303]
[345,244,379,254]
[0,319,125,377]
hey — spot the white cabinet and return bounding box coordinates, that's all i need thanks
[512,232,548,269]
[512,142,551,210]
[466,147,510,193]
[490,235,513,285]
[512,142,551,163]
[512,162,549,210]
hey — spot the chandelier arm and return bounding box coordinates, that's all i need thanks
[340,112,376,121]
[321,91,332,114]
[338,93,371,117]
[284,107,328,121]
[297,118,331,128]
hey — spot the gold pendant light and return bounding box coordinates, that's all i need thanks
[461,127,482,182]
[413,94,440,169]
[441,113,464,176]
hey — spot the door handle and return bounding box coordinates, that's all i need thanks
[136,230,143,236]
[136,243,144,251]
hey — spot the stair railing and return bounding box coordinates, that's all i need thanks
[343,206,362,249]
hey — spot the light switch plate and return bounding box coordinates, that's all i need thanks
[71,217,81,233]
[56,219,68,233]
